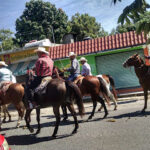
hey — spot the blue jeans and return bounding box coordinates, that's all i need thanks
[68,74,79,82]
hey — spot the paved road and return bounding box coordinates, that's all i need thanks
[1,97,150,150]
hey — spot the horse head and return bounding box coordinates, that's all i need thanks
[123,53,144,68]
[52,66,65,79]
[26,68,35,86]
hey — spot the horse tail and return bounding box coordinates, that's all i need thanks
[97,77,110,106]
[106,75,118,100]
[65,81,85,117]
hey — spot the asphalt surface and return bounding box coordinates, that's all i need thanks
[1,96,150,150]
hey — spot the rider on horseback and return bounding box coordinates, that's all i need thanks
[26,47,54,109]
[80,57,92,76]
[64,52,80,81]
[0,61,16,89]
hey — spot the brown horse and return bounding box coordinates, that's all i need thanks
[75,75,110,120]
[96,74,118,111]
[123,53,149,112]
[52,67,111,120]
[0,83,25,129]
[24,71,85,137]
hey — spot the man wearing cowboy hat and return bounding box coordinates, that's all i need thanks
[64,52,80,81]
[26,47,53,109]
[0,61,16,89]
[80,57,92,76]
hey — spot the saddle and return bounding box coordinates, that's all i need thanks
[34,76,52,95]
[74,75,84,84]
[0,81,13,101]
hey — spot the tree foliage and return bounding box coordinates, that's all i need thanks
[69,13,108,41]
[15,0,68,46]
[136,11,150,37]
[116,23,136,33]
[0,29,15,51]
[112,0,150,25]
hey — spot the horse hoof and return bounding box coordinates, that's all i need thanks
[103,113,108,119]
[2,120,6,123]
[88,116,92,120]
[114,108,117,111]
[62,118,69,122]
[52,134,57,138]
[72,130,77,134]
[29,128,34,133]
[35,129,41,135]
[141,110,145,113]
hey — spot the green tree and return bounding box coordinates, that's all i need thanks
[0,29,15,51]
[136,11,150,37]
[15,0,68,46]
[69,13,108,41]
[110,28,117,35]
[116,23,136,33]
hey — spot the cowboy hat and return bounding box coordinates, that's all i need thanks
[0,61,8,67]
[34,47,49,55]
[68,52,76,57]
[80,57,87,62]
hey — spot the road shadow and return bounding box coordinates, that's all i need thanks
[7,134,73,145]
[111,110,150,119]
[117,99,137,105]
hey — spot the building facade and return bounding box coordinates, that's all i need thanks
[0,31,147,93]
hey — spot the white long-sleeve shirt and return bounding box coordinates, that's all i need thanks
[81,62,92,76]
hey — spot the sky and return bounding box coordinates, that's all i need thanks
[0,0,150,35]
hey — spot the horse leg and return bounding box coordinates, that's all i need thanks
[52,106,61,137]
[3,105,11,122]
[142,89,148,113]
[35,108,41,134]
[25,109,34,133]
[97,95,108,118]
[2,106,7,123]
[110,93,118,110]
[0,106,2,130]
[15,104,25,128]
[98,105,103,112]
[67,103,78,134]
[88,96,97,120]
[61,104,68,121]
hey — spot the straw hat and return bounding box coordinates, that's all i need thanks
[80,57,87,62]
[68,52,76,57]
[34,47,49,55]
[0,61,8,67]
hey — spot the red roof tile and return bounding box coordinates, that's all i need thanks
[49,31,146,60]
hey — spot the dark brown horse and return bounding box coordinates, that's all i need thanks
[123,53,149,112]
[24,71,85,137]
[0,83,25,129]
